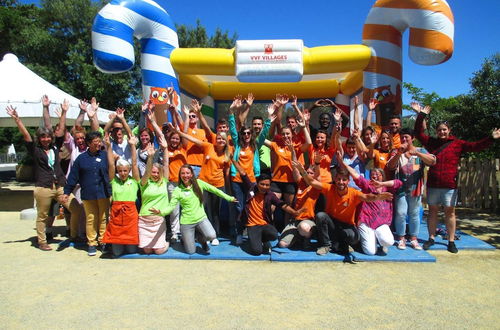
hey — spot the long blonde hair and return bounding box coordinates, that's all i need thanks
[216,132,231,163]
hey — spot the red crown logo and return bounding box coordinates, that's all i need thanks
[264,44,273,54]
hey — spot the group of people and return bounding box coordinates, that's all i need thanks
[7,91,499,258]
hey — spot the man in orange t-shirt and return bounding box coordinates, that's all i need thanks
[298,166,392,256]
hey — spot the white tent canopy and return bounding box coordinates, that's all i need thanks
[0,53,113,128]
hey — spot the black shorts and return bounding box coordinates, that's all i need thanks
[270,181,297,195]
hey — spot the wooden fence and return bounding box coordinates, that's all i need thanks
[457,158,500,211]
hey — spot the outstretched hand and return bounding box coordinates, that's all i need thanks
[368,98,378,111]
[157,134,168,150]
[245,93,254,107]
[191,99,202,113]
[6,105,19,120]
[128,135,138,146]
[378,191,393,201]
[492,128,500,139]
[41,95,51,107]
[410,101,431,115]
[61,99,69,113]
[146,143,155,157]
[103,132,111,147]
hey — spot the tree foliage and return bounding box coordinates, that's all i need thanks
[1,1,237,153]
[404,53,500,158]
[177,19,237,49]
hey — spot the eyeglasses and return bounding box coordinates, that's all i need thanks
[189,114,197,119]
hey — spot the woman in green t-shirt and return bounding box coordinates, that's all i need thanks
[139,138,170,255]
[103,134,141,257]
[150,164,236,255]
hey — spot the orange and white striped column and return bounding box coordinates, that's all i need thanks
[362,0,454,127]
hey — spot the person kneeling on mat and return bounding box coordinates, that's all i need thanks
[298,156,393,256]
[232,157,304,256]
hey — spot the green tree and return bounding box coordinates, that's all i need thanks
[404,53,500,158]
[177,19,237,48]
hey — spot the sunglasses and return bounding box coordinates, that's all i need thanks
[242,131,252,136]
[189,114,197,119]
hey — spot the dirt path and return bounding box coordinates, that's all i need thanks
[1,211,499,329]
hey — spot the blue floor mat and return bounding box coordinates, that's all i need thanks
[119,238,269,261]
[271,244,435,262]
[418,224,495,250]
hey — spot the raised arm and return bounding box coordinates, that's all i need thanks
[412,102,431,145]
[337,150,360,180]
[269,94,288,138]
[6,106,32,142]
[191,99,213,139]
[364,98,378,130]
[168,122,204,147]
[41,95,52,130]
[145,105,163,139]
[292,160,323,191]
[87,97,100,132]
[297,119,312,153]
[128,135,140,181]
[141,144,156,186]
[256,105,276,147]
[105,132,115,181]
[386,145,405,171]
[55,99,68,138]
[76,99,88,128]
[157,134,169,179]
[115,107,133,137]
[409,145,436,166]
[237,93,254,129]
[103,112,117,134]
[286,139,300,183]
[365,132,379,160]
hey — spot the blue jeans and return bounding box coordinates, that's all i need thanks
[229,181,248,237]
[180,218,216,254]
[203,186,224,235]
[394,193,421,237]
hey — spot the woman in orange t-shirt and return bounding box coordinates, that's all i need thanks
[308,130,336,183]
[278,158,321,250]
[264,124,311,226]
[354,129,394,178]
[171,124,230,243]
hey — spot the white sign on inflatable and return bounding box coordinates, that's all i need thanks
[236,39,303,83]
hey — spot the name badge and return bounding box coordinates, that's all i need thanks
[184,191,191,197]
[240,151,245,155]
[169,152,174,156]
[343,201,349,207]
[279,149,284,153]
[96,158,101,162]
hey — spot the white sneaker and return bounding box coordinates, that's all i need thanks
[235,235,243,246]
[381,246,388,254]
[410,239,422,250]
[211,238,220,246]
[397,239,406,250]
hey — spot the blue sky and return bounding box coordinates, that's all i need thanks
[20,0,500,104]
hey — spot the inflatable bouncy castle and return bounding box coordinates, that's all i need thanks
[92,0,454,127]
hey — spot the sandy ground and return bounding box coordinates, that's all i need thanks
[1,182,499,329]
